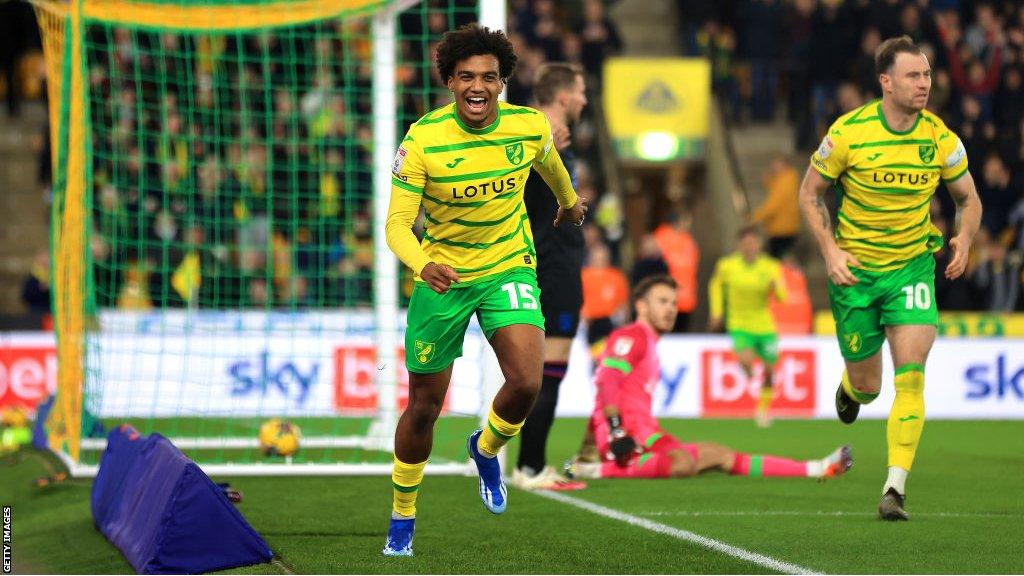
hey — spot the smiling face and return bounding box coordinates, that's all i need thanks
[447,54,503,128]
[881,51,932,113]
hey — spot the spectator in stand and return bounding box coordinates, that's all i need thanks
[751,152,801,259]
[865,0,905,41]
[737,0,782,122]
[577,0,622,81]
[942,16,1003,122]
[631,233,670,286]
[994,65,1024,142]
[1009,197,1024,254]
[835,82,867,116]
[970,230,1024,311]
[0,0,36,117]
[653,211,699,332]
[978,154,1019,235]
[678,0,720,55]
[807,1,850,139]
[116,262,153,310]
[581,241,630,357]
[852,28,883,100]
[695,22,740,123]
[897,3,940,48]
[964,3,1004,59]
[21,248,51,314]
[782,0,816,147]
[928,68,953,116]
[770,252,813,335]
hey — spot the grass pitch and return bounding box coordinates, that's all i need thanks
[4,418,1024,574]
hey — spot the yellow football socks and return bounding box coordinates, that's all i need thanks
[888,364,925,471]
[757,386,774,414]
[392,456,426,517]
[478,404,523,457]
[841,369,880,404]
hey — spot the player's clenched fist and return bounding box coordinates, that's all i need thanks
[554,197,589,228]
[420,262,460,294]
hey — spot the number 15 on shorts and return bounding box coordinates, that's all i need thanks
[502,282,538,310]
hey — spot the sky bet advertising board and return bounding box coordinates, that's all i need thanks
[2,312,1022,419]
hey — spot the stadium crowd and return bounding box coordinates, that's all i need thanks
[682,0,1024,311]
[15,0,625,314]
[11,0,1024,316]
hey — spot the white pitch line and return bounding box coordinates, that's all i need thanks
[638,510,1023,519]
[534,491,820,575]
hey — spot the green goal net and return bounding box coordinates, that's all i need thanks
[36,0,503,475]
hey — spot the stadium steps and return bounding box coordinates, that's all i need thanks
[727,117,829,309]
[0,102,50,315]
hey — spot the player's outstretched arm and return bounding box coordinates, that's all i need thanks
[798,166,860,286]
[943,171,983,280]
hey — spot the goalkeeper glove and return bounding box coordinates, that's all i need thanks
[606,415,638,467]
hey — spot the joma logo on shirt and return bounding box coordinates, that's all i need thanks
[451,177,516,199]
[872,172,932,186]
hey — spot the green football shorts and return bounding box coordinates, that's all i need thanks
[730,330,779,364]
[828,252,938,362]
[404,267,545,374]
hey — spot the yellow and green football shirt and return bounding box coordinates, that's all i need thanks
[810,100,968,271]
[386,101,578,283]
[708,253,786,334]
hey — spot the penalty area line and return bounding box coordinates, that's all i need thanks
[533,491,821,575]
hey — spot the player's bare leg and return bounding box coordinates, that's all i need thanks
[490,324,545,423]
[836,351,882,424]
[385,366,454,556]
[466,324,544,513]
[396,367,455,463]
[877,323,935,521]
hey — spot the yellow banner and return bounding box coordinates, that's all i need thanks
[814,311,1024,337]
[603,58,710,161]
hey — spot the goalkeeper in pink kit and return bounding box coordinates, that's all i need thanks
[566,275,853,480]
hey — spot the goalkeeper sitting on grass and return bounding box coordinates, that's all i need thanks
[565,275,852,481]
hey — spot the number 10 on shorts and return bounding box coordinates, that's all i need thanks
[502,282,538,310]
[901,282,931,310]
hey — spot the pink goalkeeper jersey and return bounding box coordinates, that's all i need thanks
[592,321,661,431]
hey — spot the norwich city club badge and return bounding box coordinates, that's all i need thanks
[415,340,435,364]
[918,144,935,164]
[844,332,862,354]
[505,142,524,165]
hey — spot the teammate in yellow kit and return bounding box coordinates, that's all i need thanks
[708,226,786,427]
[798,36,982,520]
[382,24,587,556]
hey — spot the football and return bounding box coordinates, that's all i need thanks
[258,419,301,457]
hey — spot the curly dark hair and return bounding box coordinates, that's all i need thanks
[435,23,517,83]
